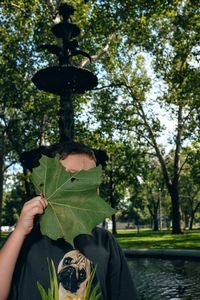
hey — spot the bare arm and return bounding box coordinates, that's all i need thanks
[0,195,48,300]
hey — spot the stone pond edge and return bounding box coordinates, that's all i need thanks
[123,248,200,260]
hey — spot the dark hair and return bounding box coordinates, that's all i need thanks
[45,141,96,161]
[20,141,108,171]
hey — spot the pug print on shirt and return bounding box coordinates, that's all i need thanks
[57,250,94,300]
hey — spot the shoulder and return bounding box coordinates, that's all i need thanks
[92,226,112,238]
[92,226,118,246]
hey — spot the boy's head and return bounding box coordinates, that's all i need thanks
[20,141,101,171]
[58,141,96,163]
[58,142,96,172]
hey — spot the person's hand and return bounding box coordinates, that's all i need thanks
[15,195,48,237]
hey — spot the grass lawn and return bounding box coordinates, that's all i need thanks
[1,229,200,250]
[115,229,200,249]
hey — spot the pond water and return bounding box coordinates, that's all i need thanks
[128,258,200,300]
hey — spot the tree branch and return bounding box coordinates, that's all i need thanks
[80,32,116,67]
[178,153,190,176]
[122,81,172,191]
[1,2,27,12]
[193,201,200,215]
[93,83,124,90]
[3,161,17,173]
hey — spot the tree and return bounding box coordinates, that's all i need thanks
[143,161,166,231]
[180,145,200,229]
[0,1,60,234]
[84,0,200,234]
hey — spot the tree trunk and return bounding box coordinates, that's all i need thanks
[171,188,182,234]
[183,211,189,229]
[110,189,117,234]
[147,202,159,231]
[170,105,183,234]
[189,212,195,230]
[111,213,117,235]
[0,128,5,239]
[189,202,200,230]
[108,167,117,235]
[153,215,159,231]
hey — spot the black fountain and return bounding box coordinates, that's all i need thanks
[32,2,98,142]
[20,2,107,170]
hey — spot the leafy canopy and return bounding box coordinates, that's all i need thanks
[31,155,114,245]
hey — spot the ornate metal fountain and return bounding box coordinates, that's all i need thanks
[32,2,98,142]
[20,2,108,173]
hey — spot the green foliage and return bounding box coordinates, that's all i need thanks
[2,171,29,226]
[37,259,59,300]
[31,155,115,245]
[82,267,101,300]
[2,192,21,226]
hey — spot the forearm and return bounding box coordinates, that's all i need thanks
[0,195,48,300]
[0,228,25,300]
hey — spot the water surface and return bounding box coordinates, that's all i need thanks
[128,258,200,300]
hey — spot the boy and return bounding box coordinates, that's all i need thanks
[0,142,139,300]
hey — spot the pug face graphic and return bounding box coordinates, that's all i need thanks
[57,250,93,300]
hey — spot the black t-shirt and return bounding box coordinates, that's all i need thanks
[8,226,139,300]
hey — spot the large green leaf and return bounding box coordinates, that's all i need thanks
[31,155,115,245]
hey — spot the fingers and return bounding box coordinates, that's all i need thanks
[24,195,48,212]
[15,195,48,236]
[40,193,48,208]
[22,196,48,221]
